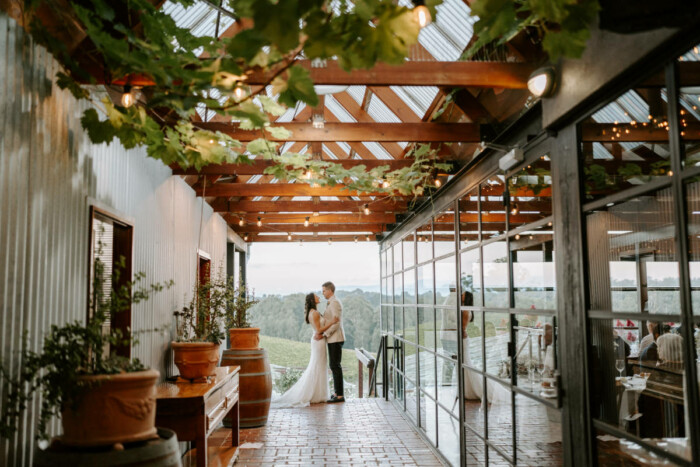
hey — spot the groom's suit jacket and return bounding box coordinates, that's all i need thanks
[323,295,345,343]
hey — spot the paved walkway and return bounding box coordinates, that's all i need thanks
[233,398,445,466]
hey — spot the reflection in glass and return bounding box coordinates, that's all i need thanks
[586,189,680,314]
[484,241,510,308]
[515,396,563,466]
[513,314,557,395]
[463,310,484,371]
[437,406,460,467]
[394,307,403,337]
[486,378,513,459]
[596,429,683,466]
[403,271,416,305]
[436,354,458,412]
[393,243,402,274]
[481,175,507,238]
[393,274,402,305]
[404,307,417,344]
[435,255,457,305]
[434,207,456,258]
[465,426,486,465]
[508,156,553,231]
[679,45,700,169]
[417,264,434,305]
[459,189,480,249]
[403,234,415,269]
[512,224,556,310]
[417,222,433,264]
[438,308,458,360]
[419,347,436,398]
[419,390,437,445]
[406,376,418,423]
[580,81,671,202]
[588,318,689,461]
[463,368,486,436]
[460,247,482,307]
[686,180,700,315]
[484,312,511,379]
[381,305,389,332]
[418,307,436,351]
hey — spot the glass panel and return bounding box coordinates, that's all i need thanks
[589,318,689,461]
[419,390,437,445]
[394,307,403,337]
[679,44,700,169]
[404,307,417,344]
[463,368,486,436]
[393,274,402,305]
[437,406,460,467]
[406,376,418,423]
[515,397,563,466]
[435,255,457,306]
[484,312,511,380]
[418,307,436,351]
[514,314,558,397]
[486,378,513,459]
[381,305,389,332]
[596,429,684,466]
[580,71,671,202]
[459,189,480,249]
[434,206,456,258]
[436,355,458,413]
[586,189,680,315]
[403,271,415,305]
[461,247,483,307]
[403,234,415,269]
[508,155,553,230]
[464,310,484,371]
[483,241,510,308]
[481,175,507,238]
[512,223,556,310]
[419,347,436,398]
[417,221,433,264]
[393,243,402,273]
[382,250,387,277]
[417,264,434,305]
[686,179,700,315]
[465,426,486,465]
[437,308,458,360]
[488,447,510,466]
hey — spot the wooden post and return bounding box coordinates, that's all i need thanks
[368,367,374,397]
[358,360,364,398]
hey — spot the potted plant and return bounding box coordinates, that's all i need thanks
[172,268,231,381]
[226,284,260,350]
[0,255,173,447]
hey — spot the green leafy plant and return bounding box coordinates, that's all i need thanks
[0,254,173,441]
[274,368,303,394]
[465,0,600,61]
[16,0,447,196]
[226,284,259,329]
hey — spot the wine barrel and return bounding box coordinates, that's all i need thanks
[220,348,272,428]
[34,428,181,466]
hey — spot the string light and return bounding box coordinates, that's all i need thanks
[288,233,292,241]
[234,86,248,100]
[299,239,303,246]
[366,235,371,242]
[304,217,310,227]
[515,234,521,240]
[121,85,135,107]
[510,204,519,215]
[328,237,333,245]
[413,2,431,28]
[434,178,442,188]
[364,204,371,215]
[244,234,249,241]
[239,217,245,226]
[382,179,390,189]
[257,217,262,227]
[354,236,358,243]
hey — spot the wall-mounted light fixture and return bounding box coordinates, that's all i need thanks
[527,66,557,98]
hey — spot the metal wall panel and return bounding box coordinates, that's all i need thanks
[0,13,228,465]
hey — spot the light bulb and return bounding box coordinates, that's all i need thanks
[304,217,310,227]
[121,86,135,107]
[313,211,319,217]
[366,235,370,242]
[239,217,245,226]
[527,67,556,98]
[382,179,390,189]
[434,178,442,188]
[244,234,249,241]
[354,236,358,243]
[288,233,292,241]
[299,239,303,246]
[364,204,370,215]
[515,234,521,240]
[257,217,262,227]
[413,5,431,28]
[511,205,519,215]
[234,86,247,100]
[328,237,333,245]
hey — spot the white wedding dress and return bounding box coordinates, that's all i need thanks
[272,310,330,408]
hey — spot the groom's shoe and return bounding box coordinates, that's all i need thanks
[327,395,345,403]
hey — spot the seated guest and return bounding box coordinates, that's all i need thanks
[640,323,661,362]
[657,333,683,364]
[639,322,659,354]
[613,330,630,360]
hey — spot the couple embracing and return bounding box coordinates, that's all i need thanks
[272,281,345,408]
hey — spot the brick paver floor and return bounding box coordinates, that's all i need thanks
[233,398,445,466]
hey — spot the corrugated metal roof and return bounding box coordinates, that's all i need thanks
[326,95,356,122]
[367,96,401,123]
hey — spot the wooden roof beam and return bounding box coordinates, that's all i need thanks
[195,122,481,142]
[219,199,408,213]
[225,213,396,224]
[246,234,377,243]
[196,183,412,197]
[232,224,386,233]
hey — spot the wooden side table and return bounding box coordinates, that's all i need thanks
[156,366,240,466]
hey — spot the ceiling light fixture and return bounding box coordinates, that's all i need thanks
[304,217,310,227]
[257,217,262,227]
[244,234,249,241]
[527,66,557,98]
[366,235,371,242]
[121,85,136,107]
[510,204,519,216]
[328,237,333,245]
[354,236,358,243]
[238,217,245,226]
[413,1,432,28]
[364,204,371,215]
[288,233,292,241]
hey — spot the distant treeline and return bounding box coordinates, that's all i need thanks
[251,289,381,352]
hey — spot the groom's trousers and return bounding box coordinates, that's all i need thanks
[328,341,344,396]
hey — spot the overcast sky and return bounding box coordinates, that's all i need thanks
[247,242,381,296]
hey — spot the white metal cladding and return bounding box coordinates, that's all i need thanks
[0,14,228,465]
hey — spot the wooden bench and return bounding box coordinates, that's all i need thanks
[156,366,240,466]
[355,348,376,398]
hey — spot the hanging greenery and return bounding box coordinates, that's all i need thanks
[15,0,448,196]
[465,0,600,61]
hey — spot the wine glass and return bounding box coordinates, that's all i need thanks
[615,359,625,379]
[537,362,547,381]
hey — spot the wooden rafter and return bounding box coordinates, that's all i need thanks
[198,183,409,198]
[233,224,386,233]
[226,213,396,224]
[219,199,408,213]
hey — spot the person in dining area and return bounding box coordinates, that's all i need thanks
[639,322,662,362]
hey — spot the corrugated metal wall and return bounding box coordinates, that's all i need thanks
[0,13,228,465]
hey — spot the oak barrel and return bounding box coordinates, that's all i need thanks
[34,428,181,466]
[220,348,272,428]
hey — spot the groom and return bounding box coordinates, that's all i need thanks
[315,281,345,403]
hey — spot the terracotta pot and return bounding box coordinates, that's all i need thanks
[171,341,220,380]
[229,327,260,350]
[60,369,159,447]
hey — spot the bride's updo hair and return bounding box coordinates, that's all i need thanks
[304,293,316,324]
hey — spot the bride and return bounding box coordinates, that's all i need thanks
[272,292,339,408]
